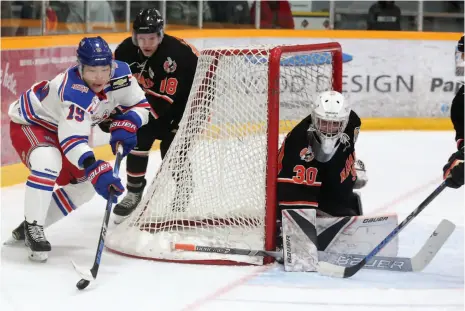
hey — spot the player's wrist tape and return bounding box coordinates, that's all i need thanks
[109,120,137,133]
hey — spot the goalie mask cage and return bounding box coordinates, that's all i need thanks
[106,42,342,265]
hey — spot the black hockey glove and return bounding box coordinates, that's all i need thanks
[98,110,123,133]
[98,119,112,133]
[443,147,464,189]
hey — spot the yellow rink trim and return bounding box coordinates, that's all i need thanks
[1,29,461,50]
[0,118,453,188]
[0,141,161,188]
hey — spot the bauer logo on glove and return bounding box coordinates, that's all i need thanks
[109,120,138,133]
[87,162,112,184]
[85,160,124,202]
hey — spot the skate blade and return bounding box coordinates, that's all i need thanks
[28,250,49,262]
[3,236,23,245]
[113,214,129,225]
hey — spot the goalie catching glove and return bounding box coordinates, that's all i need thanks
[354,159,368,189]
[109,111,142,157]
[85,160,124,202]
[443,147,464,188]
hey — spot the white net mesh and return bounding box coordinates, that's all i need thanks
[106,44,340,265]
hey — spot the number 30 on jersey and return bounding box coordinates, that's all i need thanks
[292,165,320,186]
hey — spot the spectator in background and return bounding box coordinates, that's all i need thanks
[208,1,250,26]
[1,1,13,36]
[166,1,212,26]
[46,4,58,32]
[15,1,57,36]
[250,0,294,29]
[367,1,401,31]
[65,0,116,33]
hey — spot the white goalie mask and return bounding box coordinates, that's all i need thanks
[308,91,351,162]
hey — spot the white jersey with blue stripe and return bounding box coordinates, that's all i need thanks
[8,60,150,169]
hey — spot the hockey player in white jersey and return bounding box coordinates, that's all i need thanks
[7,36,150,261]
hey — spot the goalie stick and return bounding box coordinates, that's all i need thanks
[72,145,124,290]
[173,218,454,272]
[318,181,449,278]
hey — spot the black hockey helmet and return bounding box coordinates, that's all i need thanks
[132,8,164,45]
[133,8,164,34]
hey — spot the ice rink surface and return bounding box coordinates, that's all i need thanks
[1,131,463,311]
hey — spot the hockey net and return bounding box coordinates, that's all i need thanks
[106,43,343,265]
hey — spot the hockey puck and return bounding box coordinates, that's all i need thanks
[76,279,90,290]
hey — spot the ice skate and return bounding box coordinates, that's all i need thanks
[3,221,26,245]
[25,221,51,262]
[12,220,26,241]
[113,191,143,224]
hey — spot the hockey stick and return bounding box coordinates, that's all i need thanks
[72,145,124,290]
[173,218,454,272]
[321,219,455,272]
[174,243,283,258]
[317,181,449,278]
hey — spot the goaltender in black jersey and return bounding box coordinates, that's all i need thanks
[103,8,199,221]
[277,91,367,220]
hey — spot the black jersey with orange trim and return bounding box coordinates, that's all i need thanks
[277,110,361,216]
[114,34,198,129]
[451,85,464,149]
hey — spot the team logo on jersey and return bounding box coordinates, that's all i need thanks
[110,76,130,90]
[354,127,360,143]
[340,133,351,152]
[133,73,154,89]
[91,109,111,123]
[163,57,177,73]
[340,151,357,183]
[300,147,314,162]
[71,84,89,93]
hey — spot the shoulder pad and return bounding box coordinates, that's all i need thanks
[112,60,131,78]
[59,68,94,110]
[349,110,361,127]
[110,61,132,90]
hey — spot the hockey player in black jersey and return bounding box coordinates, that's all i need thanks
[103,8,198,221]
[443,35,464,189]
[277,91,367,222]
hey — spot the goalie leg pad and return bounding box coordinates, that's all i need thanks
[281,209,399,272]
[282,209,319,272]
[317,213,398,256]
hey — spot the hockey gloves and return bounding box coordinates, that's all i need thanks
[443,147,464,189]
[85,160,124,202]
[109,112,142,157]
[353,159,368,189]
[98,109,123,133]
